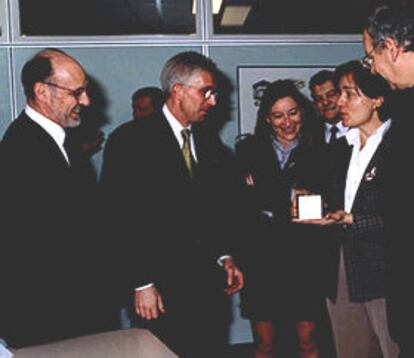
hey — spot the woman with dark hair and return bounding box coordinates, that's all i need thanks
[296,60,399,357]
[236,79,327,358]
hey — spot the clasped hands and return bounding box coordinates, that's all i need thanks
[134,258,244,320]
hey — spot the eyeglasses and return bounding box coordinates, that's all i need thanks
[42,81,88,100]
[184,84,219,100]
[360,42,383,70]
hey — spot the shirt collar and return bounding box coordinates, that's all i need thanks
[325,120,347,134]
[326,121,344,131]
[25,105,66,148]
[162,104,192,138]
[272,136,299,152]
[345,118,392,146]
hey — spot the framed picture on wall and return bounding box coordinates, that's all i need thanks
[237,66,335,134]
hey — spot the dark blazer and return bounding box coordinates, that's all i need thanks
[235,134,327,320]
[0,111,115,348]
[100,109,239,355]
[235,134,325,224]
[325,127,392,303]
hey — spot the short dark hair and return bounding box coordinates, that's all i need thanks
[21,48,67,99]
[366,3,414,52]
[309,70,337,95]
[160,51,218,94]
[335,60,391,120]
[21,56,53,99]
[131,86,165,107]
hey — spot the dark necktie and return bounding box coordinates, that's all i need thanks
[63,135,74,165]
[63,134,80,167]
[329,125,339,144]
[181,129,193,177]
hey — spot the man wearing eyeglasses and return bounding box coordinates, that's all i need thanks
[364,4,414,357]
[309,70,348,145]
[100,51,244,357]
[0,48,117,348]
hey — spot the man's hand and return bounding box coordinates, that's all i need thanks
[222,257,244,295]
[135,285,165,320]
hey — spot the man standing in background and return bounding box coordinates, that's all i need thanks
[309,69,348,145]
[131,86,165,119]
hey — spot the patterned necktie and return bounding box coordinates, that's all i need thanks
[329,125,339,144]
[181,129,193,177]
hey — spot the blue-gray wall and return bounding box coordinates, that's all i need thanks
[0,0,364,345]
[1,44,363,174]
[0,48,11,136]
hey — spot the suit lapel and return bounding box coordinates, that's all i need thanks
[351,130,391,211]
[155,112,194,180]
[259,137,283,179]
[21,112,71,169]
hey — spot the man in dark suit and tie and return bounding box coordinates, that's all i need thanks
[309,70,348,145]
[100,51,244,357]
[363,4,414,356]
[0,49,117,348]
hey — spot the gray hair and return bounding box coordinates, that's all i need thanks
[160,51,217,94]
[366,3,414,51]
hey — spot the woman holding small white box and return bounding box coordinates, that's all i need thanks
[235,79,329,358]
[295,60,399,358]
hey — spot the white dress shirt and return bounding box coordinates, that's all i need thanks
[325,121,348,144]
[163,104,197,161]
[344,119,391,212]
[25,105,70,164]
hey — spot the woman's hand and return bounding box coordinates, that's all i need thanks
[292,209,352,226]
[290,188,311,218]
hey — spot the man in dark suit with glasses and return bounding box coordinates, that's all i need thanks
[101,51,244,357]
[0,48,117,348]
[363,4,414,357]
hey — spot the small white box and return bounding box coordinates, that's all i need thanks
[297,195,322,220]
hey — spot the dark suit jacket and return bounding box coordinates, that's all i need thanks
[234,134,327,319]
[383,88,414,347]
[235,134,325,224]
[325,128,392,303]
[0,111,115,347]
[100,109,238,305]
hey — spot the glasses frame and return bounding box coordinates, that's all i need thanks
[183,84,218,100]
[42,81,88,100]
[360,41,383,70]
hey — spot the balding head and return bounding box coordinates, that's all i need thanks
[21,49,67,95]
[22,48,90,128]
